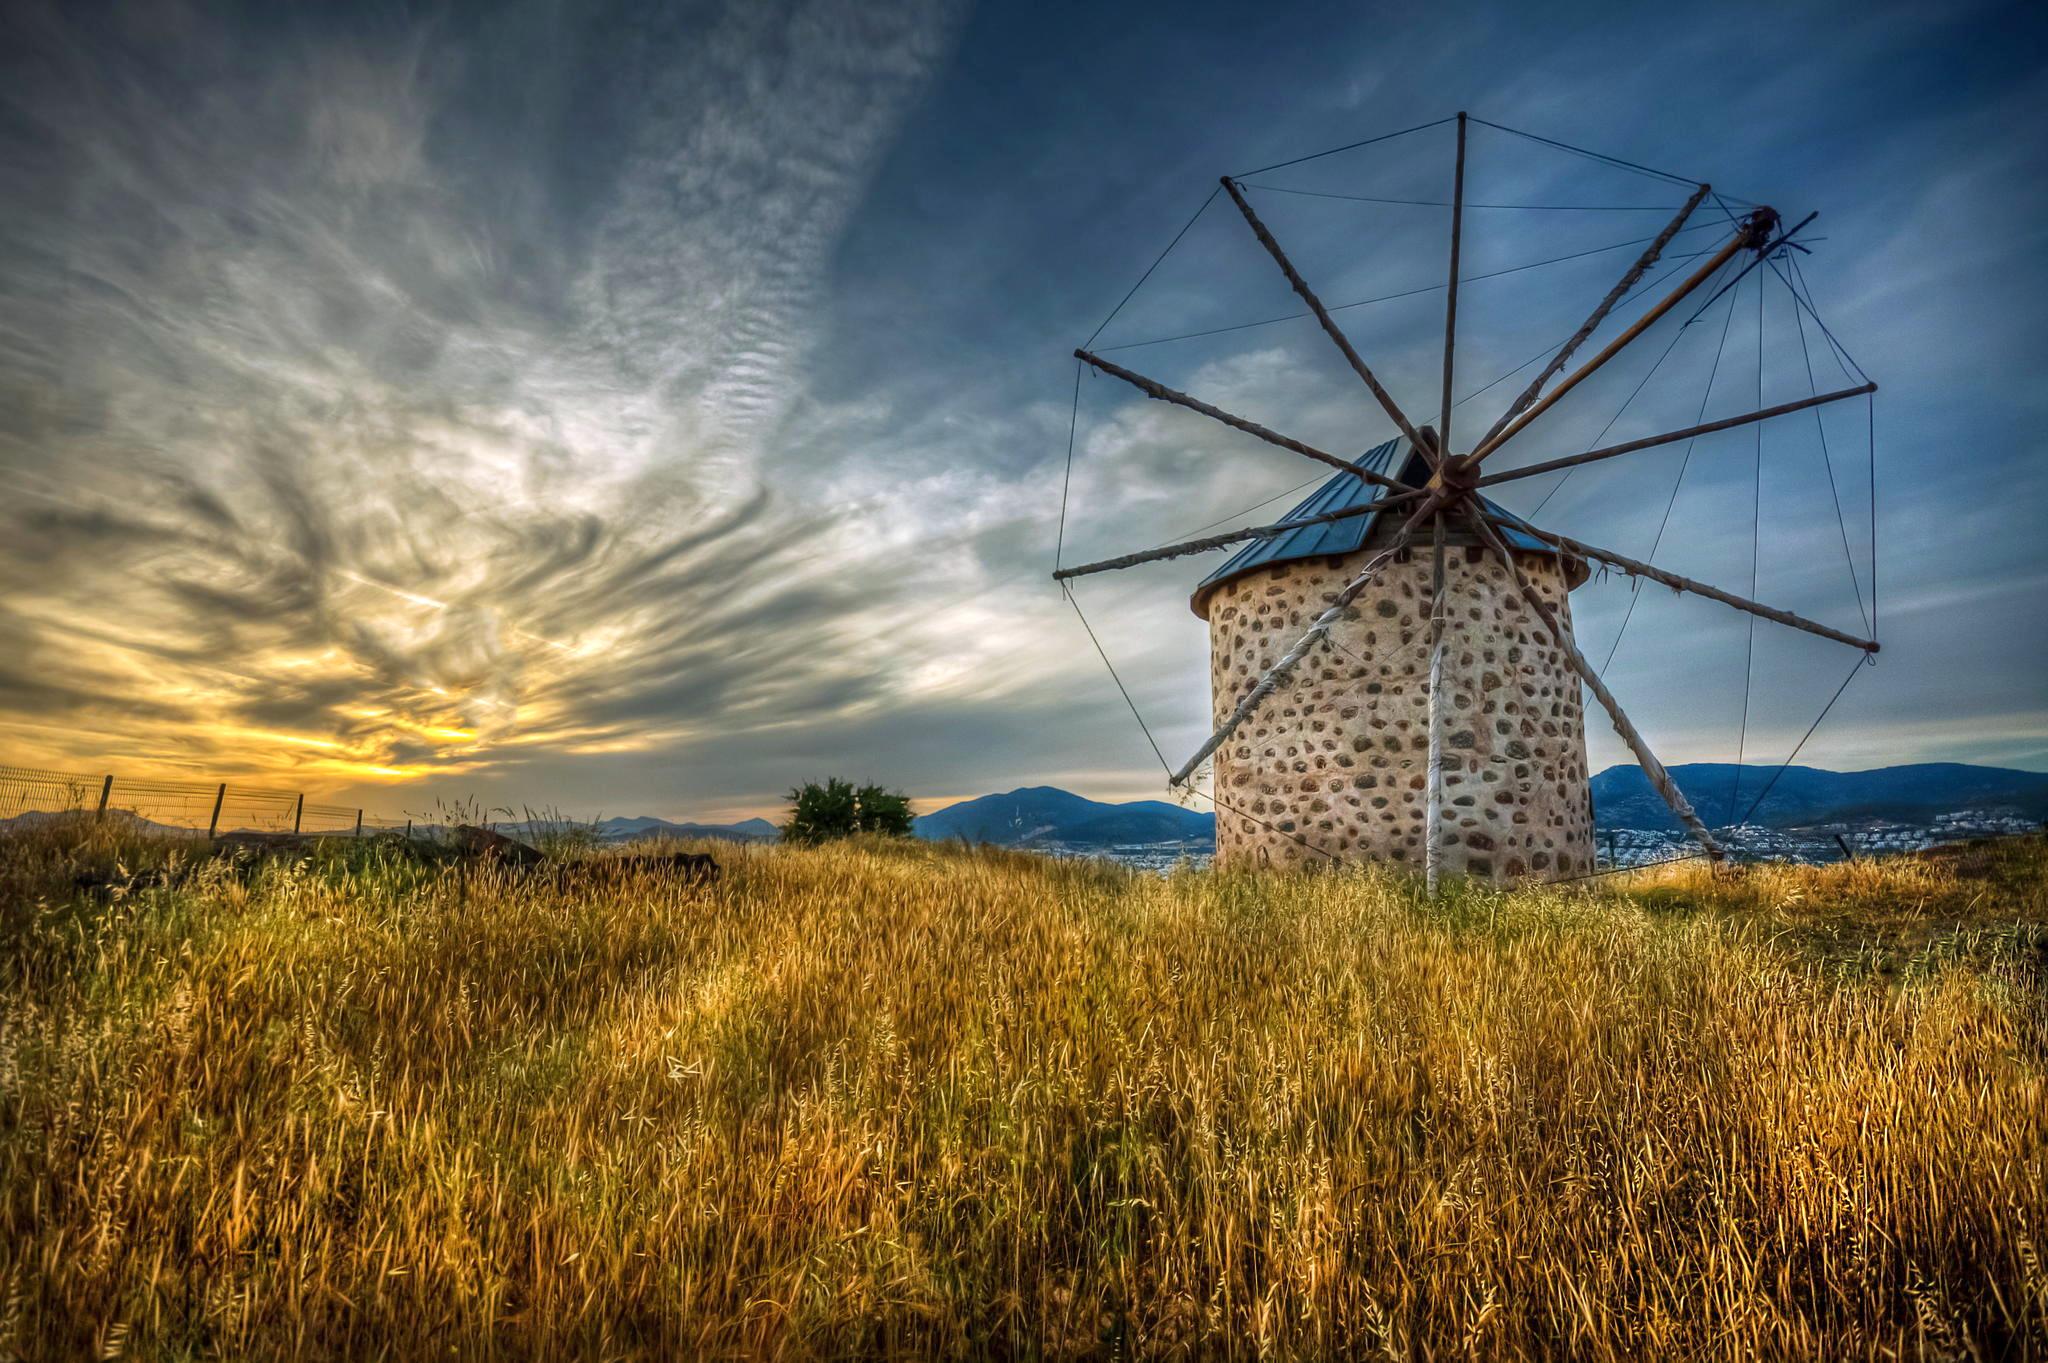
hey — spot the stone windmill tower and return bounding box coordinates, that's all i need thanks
[1190,435,1594,876]
[1053,113,1881,890]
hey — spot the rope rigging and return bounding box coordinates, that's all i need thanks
[1734,652,1867,827]
[1868,389,1877,635]
[1527,252,1745,518]
[1599,264,1747,671]
[1472,117,1751,200]
[1235,183,1700,212]
[1230,115,1458,179]
[1083,186,1221,351]
[1063,587,1172,775]
[1096,226,1722,353]
[1783,249,1879,634]
[1064,587,1349,865]
[1786,262,1871,633]
[1561,649,1867,879]
[1053,356,1083,572]
[1780,250,1871,385]
[1728,270,1765,824]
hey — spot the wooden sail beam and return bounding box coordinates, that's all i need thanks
[1473,182,1711,449]
[1425,120,1465,896]
[1219,176,1435,467]
[1464,508,1727,861]
[1052,485,1428,582]
[1484,515,1880,653]
[1424,510,1449,897]
[1169,492,1446,787]
[1436,112,1468,473]
[1074,348,1412,494]
[1464,207,1779,468]
[1473,382,1876,490]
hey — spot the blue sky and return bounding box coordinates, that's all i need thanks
[0,0,2042,821]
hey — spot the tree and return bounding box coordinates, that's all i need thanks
[783,778,915,844]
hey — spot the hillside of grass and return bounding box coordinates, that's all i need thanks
[1,822,2044,1360]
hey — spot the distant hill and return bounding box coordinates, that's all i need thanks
[596,815,779,843]
[504,815,779,843]
[0,808,199,838]
[915,786,1213,847]
[1591,762,2048,831]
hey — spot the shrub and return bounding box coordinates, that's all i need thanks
[782,777,914,843]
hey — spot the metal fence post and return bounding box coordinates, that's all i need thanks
[293,793,304,834]
[206,783,227,839]
[355,809,364,838]
[96,775,113,817]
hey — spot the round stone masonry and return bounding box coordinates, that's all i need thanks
[1202,534,1595,881]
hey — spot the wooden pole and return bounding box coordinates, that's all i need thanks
[1466,208,1777,467]
[1219,177,1433,464]
[1474,183,1711,449]
[1170,493,1445,787]
[1052,485,1429,582]
[1485,515,1879,653]
[96,774,112,817]
[354,809,364,838]
[1474,383,1876,491]
[293,793,304,834]
[1435,113,1467,472]
[1465,509,1726,861]
[1075,348,1412,494]
[206,783,226,840]
[1424,511,1448,897]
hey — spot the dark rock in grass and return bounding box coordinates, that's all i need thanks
[452,824,547,867]
[563,851,721,885]
[213,831,320,856]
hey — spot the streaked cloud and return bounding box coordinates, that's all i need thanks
[0,0,967,800]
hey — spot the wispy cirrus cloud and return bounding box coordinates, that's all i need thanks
[0,0,964,797]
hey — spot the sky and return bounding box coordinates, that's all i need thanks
[1,0,2043,824]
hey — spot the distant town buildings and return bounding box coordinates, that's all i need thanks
[1595,808,2043,869]
[1046,806,2043,874]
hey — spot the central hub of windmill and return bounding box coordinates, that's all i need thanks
[1434,451,1481,496]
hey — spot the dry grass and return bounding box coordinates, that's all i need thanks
[1,821,2044,1360]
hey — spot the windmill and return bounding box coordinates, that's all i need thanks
[1053,113,1879,891]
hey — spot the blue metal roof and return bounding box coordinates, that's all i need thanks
[1189,438,1580,618]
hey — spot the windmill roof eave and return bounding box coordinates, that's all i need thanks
[1189,440,1587,619]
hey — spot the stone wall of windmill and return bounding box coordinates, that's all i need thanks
[1203,535,1596,879]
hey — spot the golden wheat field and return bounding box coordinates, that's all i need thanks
[1,821,2044,1361]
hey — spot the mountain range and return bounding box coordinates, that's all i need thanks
[6,764,2040,850]
[913,786,1212,846]
[911,764,2048,848]
[504,814,781,843]
[1588,762,2048,832]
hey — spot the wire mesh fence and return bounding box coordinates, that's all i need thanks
[0,763,409,839]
